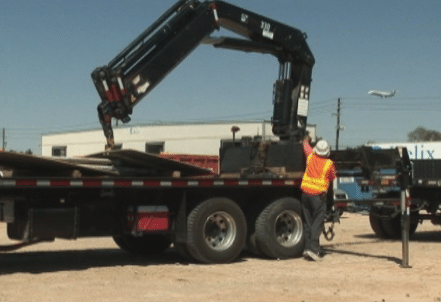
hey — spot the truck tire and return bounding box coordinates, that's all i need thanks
[382,213,419,239]
[186,198,247,264]
[173,242,193,261]
[113,234,172,255]
[369,207,389,239]
[409,212,419,236]
[381,214,401,239]
[247,233,263,256]
[245,204,265,256]
[254,197,304,259]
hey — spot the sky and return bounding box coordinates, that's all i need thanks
[1,0,441,154]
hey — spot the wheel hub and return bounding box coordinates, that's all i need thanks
[274,210,302,247]
[204,211,237,251]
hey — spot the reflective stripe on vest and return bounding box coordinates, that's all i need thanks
[301,154,333,194]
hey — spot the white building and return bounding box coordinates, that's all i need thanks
[42,120,316,158]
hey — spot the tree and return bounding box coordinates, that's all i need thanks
[408,126,441,142]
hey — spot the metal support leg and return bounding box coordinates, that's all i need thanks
[400,189,411,268]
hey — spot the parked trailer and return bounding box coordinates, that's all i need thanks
[332,146,441,239]
[366,158,441,239]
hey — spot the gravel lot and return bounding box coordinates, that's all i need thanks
[1,212,441,302]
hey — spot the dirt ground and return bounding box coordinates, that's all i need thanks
[0,212,440,302]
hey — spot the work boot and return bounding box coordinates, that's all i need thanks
[304,250,322,262]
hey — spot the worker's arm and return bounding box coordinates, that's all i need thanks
[302,136,313,157]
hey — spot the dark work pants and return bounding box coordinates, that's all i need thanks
[301,192,327,254]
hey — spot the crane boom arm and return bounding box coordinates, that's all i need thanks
[91,0,315,149]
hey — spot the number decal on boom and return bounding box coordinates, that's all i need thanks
[261,21,271,31]
[261,21,274,39]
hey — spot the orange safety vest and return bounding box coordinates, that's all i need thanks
[301,153,334,194]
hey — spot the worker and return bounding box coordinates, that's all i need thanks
[301,136,336,261]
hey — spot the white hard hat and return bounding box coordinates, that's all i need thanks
[313,140,330,157]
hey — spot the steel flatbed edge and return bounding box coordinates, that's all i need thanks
[0,176,302,189]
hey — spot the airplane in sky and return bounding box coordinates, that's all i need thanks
[367,89,397,98]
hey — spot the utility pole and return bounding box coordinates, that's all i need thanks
[335,98,341,151]
[2,128,5,150]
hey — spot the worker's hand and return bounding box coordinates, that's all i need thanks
[303,135,311,144]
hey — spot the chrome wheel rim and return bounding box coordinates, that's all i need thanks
[204,211,237,251]
[274,210,303,247]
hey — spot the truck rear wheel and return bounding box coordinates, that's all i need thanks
[369,207,389,239]
[186,198,247,264]
[113,234,172,255]
[381,214,401,239]
[381,213,419,239]
[254,197,304,259]
[246,233,263,256]
[370,207,419,239]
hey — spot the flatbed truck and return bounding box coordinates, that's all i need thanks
[0,0,344,264]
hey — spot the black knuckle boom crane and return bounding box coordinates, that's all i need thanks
[91,0,315,153]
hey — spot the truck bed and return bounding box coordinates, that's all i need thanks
[0,150,214,178]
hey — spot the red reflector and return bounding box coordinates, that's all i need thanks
[114,180,132,187]
[247,179,262,186]
[51,180,71,186]
[83,180,102,187]
[16,179,37,186]
[137,213,169,231]
[127,206,170,232]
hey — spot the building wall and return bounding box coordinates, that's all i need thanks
[367,141,441,160]
[42,121,316,157]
